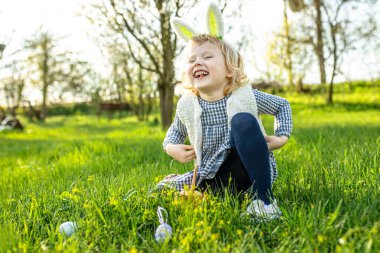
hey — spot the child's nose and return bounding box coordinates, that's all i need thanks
[194,61,203,67]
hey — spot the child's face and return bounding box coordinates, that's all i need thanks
[186,42,231,95]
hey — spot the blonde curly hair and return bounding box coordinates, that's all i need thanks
[180,34,248,96]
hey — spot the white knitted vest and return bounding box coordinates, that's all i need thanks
[177,84,266,166]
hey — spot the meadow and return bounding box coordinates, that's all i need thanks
[0,83,379,252]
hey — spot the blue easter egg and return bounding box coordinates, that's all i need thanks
[59,221,78,236]
[155,223,173,243]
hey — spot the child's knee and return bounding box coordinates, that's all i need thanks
[231,113,260,134]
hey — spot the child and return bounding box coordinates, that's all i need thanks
[157,3,292,220]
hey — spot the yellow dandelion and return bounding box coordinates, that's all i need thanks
[210,233,219,240]
[71,187,81,194]
[18,242,28,252]
[194,206,203,214]
[55,244,63,251]
[237,229,243,236]
[223,244,231,252]
[129,247,138,253]
[317,234,326,243]
[173,198,181,206]
[142,209,152,220]
[109,197,119,206]
[59,191,79,202]
[83,201,91,209]
[180,235,192,247]
[87,175,95,182]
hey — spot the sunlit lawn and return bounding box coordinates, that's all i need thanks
[0,86,379,252]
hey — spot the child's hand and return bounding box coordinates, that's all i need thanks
[265,135,288,151]
[165,144,196,163]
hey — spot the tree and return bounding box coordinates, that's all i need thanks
[58,60,95,103]
[108,42,156,121]
[290,0,327,84]
[84,0,197,128]
[24,30,96,120]
[85,0,242,128]
[0,44,5,60]
[321,0,377,104]
[0,60,25,116]
[126,58,157,122]
[24,31,64,121]
[314,0,327,85]
[287,0,378,103]
[265,0,313,92]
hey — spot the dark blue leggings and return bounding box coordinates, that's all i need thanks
[199,113,274,204]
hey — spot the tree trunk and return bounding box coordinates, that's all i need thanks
[0,44,5,60]
[113,65,124,103]
[158,6,176,129]
[41,81,48,121]
[27,101,42,122]
[296,77,304,92]
[327,23,338,105]
[40,38,49,121]
[145,93,153,121]
[314,0,327,84]
[0,106,6,122]
[158,82,174,129]
[138,91,144,121]
[283,0,294,89]
[327,79,334,104]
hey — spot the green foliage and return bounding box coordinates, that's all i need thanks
[0,86,379,252]
[43,103,96,116]
[22,30,94,121]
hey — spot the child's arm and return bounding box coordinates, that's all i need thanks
[165,144,196,163]
[163,115,195,163]
[265,135,288,151]
[253,89,293,150]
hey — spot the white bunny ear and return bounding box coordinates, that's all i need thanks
[171,17,198,42]
[206,2,224,38]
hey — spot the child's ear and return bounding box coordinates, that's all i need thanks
[226,70,233,78]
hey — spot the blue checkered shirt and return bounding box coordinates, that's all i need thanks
[157,88,292,191]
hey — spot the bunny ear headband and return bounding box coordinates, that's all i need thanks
[170,1,238,61]
[171,2,224,42]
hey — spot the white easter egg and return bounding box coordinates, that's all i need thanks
[155,223,173,243]
[59,221,78,236]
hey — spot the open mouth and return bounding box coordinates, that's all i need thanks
[193,70,209,79]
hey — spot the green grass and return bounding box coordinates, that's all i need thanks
[0,87,379,252]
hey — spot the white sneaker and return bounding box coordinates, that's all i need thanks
[245,199,282,221]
